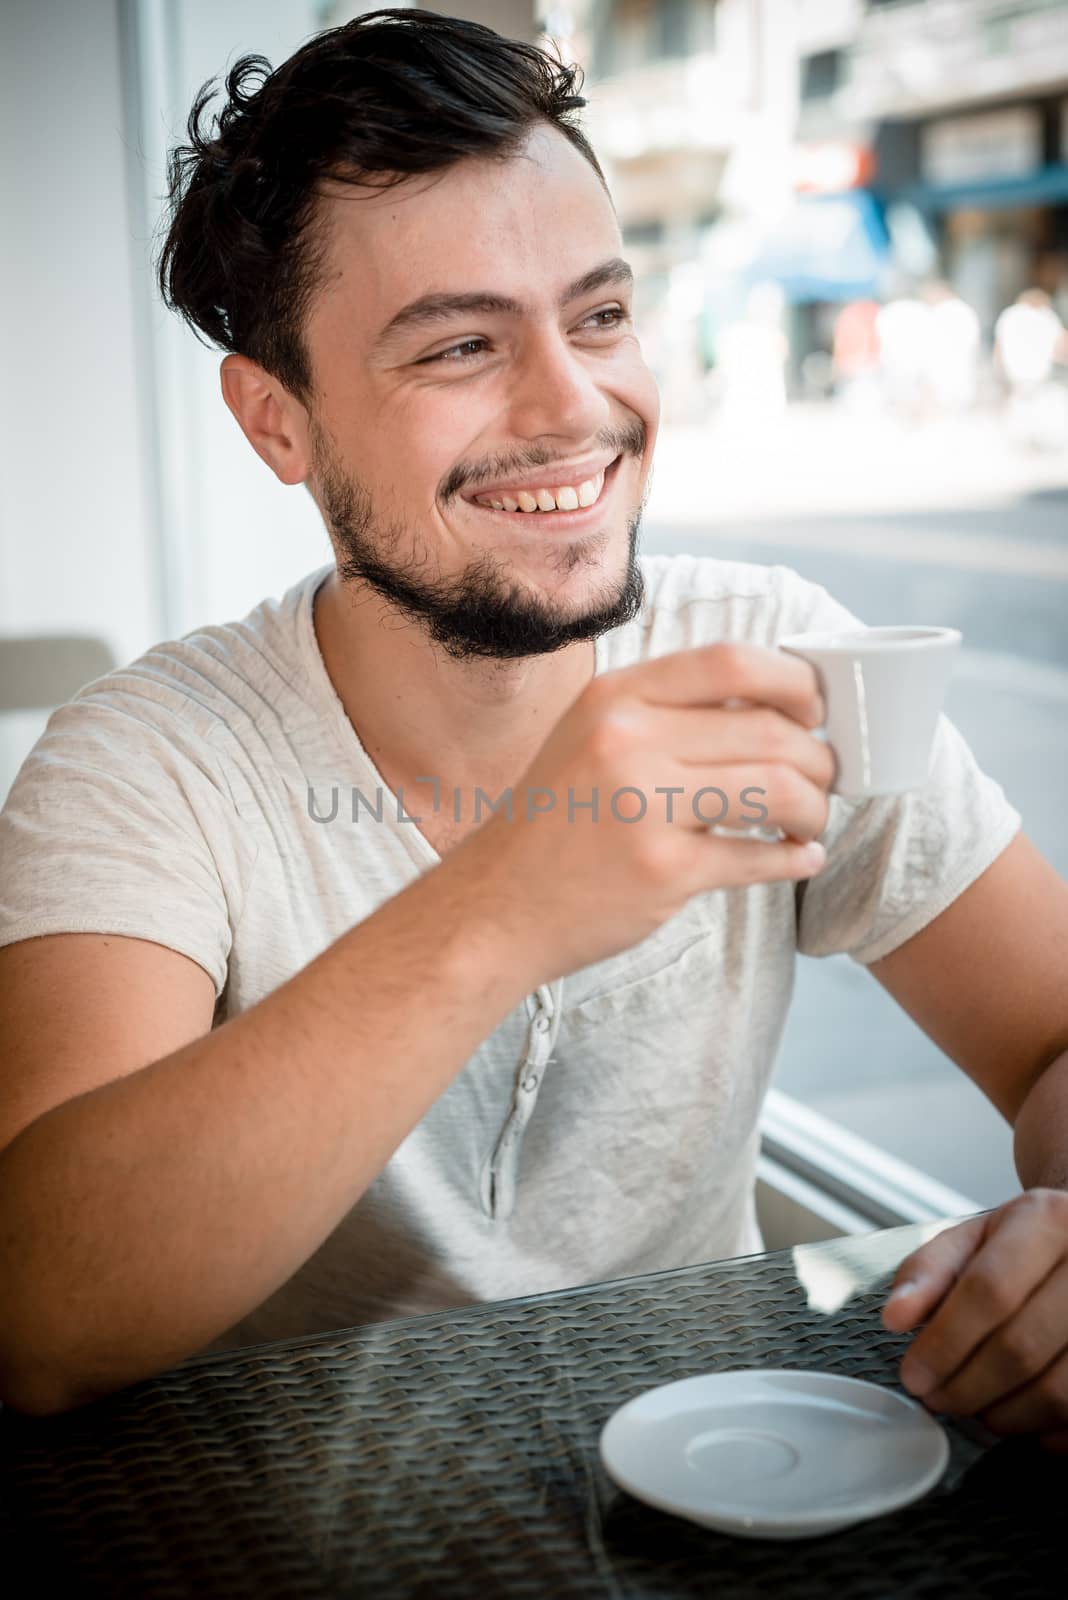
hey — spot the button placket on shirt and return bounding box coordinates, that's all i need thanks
[479,981,562,1220]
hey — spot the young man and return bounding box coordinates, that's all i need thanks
[2,9,1067,1434]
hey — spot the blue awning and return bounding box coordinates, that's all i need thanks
[744,190,891,305]
[905,163,1068,213]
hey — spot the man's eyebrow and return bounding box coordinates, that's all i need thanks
[370,257,634,358]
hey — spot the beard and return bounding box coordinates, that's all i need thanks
[309,420,649,664]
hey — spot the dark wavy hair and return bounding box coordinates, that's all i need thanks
[155,6,608,409]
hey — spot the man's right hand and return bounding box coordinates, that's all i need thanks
[456,640,835,981]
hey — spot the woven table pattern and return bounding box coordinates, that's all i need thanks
[1,1222,1063,1598]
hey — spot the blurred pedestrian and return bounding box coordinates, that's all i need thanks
[922,280,980,416]
[832,298,881,415]
[995,289,1068,451]
[876,292,929,423]
[717,283,789,428]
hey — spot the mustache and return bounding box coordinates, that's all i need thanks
[441,420,647,503]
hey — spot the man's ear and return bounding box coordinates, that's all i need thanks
[219,355,311,485]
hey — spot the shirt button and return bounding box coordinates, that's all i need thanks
[522,1074,539,1092]
[534,1015,551,1034]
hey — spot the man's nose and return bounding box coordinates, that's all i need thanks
[505,329,610,441]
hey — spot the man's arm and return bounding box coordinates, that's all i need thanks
[867,830,1068,1162]
[862,831,1068,1448]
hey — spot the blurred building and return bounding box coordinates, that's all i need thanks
[561,1,803,416]
[809,0,1068,339]
[573,2,766,271]
[556,0,1068,408]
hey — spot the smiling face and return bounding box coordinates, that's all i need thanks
[296,122,660,662]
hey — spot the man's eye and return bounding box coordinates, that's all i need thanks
[424,338,488,366]
[421,307,631,366]
[585,307,630,332]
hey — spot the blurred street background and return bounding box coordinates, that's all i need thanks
[5,0,1068,1210]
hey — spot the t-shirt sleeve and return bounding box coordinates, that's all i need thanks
[771,567,1024,965]
[0,684,256,998]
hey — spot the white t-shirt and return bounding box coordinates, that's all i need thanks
[0,555,1021,1351]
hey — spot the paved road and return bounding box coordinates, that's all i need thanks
[641,410,1068,1208]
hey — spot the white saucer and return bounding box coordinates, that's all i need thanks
[599,1368,950,1541]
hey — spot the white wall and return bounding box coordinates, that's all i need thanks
[1,0,166,791]
[133,0,333,635]
[0,0,336,799]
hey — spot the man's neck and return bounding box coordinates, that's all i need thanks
[313,570,597,791]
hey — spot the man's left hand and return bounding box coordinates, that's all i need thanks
[881,1189,1068,1453]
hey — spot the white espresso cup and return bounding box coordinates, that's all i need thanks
[778,625,962,798]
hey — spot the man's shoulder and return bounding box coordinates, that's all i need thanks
[639,551,785,610]
[628,553,862,661]
[34,564,330,769]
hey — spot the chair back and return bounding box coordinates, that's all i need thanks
[0,635,116,713]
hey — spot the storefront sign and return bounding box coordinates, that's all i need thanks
[921,108,1042,186]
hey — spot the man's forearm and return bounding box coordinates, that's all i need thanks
[0,848,538,1415]
[1014,1048,1068,1192]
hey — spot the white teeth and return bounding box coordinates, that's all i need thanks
[473,463,610,512]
